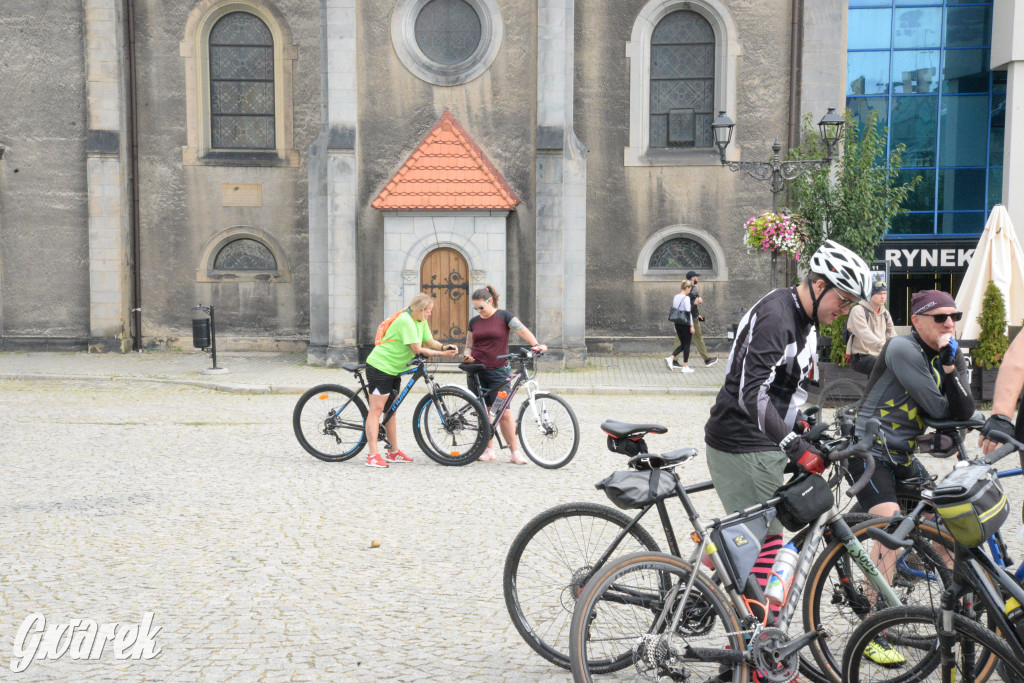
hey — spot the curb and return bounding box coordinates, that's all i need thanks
[0,373,722,396]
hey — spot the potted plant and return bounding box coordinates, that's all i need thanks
[814,314,862,387]
[971,281,1009,401]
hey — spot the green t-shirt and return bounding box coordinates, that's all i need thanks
[366,310,433,375]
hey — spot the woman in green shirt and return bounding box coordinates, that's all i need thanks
[364,293,458,468]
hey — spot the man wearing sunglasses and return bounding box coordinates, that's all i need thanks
[848,289,973,663]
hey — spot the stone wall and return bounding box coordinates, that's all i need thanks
[0,1,90,348]
[576,0,795,343]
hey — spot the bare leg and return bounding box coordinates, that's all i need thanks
[365,393,388,456]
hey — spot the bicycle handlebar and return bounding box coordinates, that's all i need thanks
[823,418,879,498]
[497,348,544,362]
[980,434,1024,467]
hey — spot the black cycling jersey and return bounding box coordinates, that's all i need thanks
[857,330,973,457]
[705,287,815,453]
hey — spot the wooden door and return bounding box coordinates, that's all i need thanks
[420,247,470,345]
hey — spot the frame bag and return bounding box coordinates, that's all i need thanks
[709,508,777,589]
[596,469,677,510]
[928,464,1008,547]
[774,474,834,532]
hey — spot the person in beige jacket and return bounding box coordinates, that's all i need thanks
[846,280,896,375]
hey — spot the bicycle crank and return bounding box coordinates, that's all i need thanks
[750,627,820,683]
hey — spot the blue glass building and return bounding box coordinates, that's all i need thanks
[847,0,1003,321]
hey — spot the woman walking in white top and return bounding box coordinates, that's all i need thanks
[665,280,696,373]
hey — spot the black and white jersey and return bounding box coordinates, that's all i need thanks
[705,287,816,453]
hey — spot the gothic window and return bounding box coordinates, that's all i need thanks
[414,0,482,66]
[213,238,278,271]
[649,237,713,271]
[209,12,275,150]
[649,11,715,149]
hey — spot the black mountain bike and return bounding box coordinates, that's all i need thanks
[293,357,490,466]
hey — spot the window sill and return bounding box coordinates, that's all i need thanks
[624,146,723,167]
[197,270,292,284]
[634,268,727,283]
[182,147,299,167]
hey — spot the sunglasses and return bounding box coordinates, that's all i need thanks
[473,305,486,311]
[920,312,963,323]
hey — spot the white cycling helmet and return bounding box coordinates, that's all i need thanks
[809,240,873,301]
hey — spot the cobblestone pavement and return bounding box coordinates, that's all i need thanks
[0,351,727,395]
[2,380,1019,681]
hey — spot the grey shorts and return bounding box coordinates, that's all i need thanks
[705,445,788,535]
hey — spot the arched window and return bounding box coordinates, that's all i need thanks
[181,0,298,166]
[625,0,741,166]
[648,237,713,270]
[213,238,277,270]
[649,11,715,149]
[635,226,727,281]
[209,12,275,150]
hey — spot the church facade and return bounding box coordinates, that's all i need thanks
[3,1,1017,365]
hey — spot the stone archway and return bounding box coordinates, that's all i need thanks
[420,247,470,344]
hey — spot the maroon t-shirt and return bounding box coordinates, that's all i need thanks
[469,309,515,369]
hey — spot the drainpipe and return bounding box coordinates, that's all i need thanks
[124,0,142,350]
[787,0,804,152]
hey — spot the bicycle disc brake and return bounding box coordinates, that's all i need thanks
[750,628,799,683]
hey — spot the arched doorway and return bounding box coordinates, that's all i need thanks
[420,247,470,345]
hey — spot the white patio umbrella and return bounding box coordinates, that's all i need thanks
[954,204,1024,340]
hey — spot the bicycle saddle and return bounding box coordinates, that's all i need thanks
[458,362,487,373]
[629,448,697,470]
[342,363,366,373]
[923,411,985,431]
[601,420,668,439]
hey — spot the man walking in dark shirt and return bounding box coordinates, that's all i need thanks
[686,270,718,366]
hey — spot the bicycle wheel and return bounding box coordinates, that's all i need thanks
[504,502,661,672]
[516,392,580,469]
[842,605,1024,682]
[816,378,865,426]
[412,386,489,466]
[803,517,957,683]
[292,384,367,462]
[569,551,749,682]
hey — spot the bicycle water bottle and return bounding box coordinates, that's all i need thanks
[489,379,514,419]
[1005,598,1024,643]
[764,543,799,606]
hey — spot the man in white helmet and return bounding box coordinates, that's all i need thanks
[704,240,872,621]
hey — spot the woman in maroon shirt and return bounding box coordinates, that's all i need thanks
[463,285,547,464]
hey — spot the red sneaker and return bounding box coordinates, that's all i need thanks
[366,453,389,468]
[384,450,413,464]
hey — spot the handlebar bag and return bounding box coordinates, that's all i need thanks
[928,464,1008,547]
[774,474,834,532]
[596,469,677,510]
[709,508,777,590]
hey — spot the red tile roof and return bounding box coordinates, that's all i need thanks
[372,110,521,211]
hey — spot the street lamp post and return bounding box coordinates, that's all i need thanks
[711,108,846,289]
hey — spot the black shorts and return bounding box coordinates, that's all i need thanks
[470,366,511,407]
[847,453,930,511]
[365,364,401,396]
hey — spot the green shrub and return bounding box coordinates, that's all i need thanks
[973,281,1009,370]
[819,315,848,366]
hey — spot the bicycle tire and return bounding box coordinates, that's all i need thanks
[803,517,957,683]
[503,502,661,672]
[569,551,749,682]
[816,378,865,426]
[516,392,580,469]
[292,384,367,462]
[412,386,490,466]
[841,605,1024,682]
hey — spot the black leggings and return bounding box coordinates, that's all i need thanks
[672,323,692,362]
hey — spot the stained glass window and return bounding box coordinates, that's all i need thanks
[649,11,715,149]
[414,0,482,66]
[209,12,275,150]
[213,239,277,270]
[649,238,713,270]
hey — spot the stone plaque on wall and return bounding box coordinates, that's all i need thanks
[221,183,263,207]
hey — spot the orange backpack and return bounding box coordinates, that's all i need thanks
[374,310,406,345]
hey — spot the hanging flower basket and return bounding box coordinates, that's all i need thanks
[744,212,807,260]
